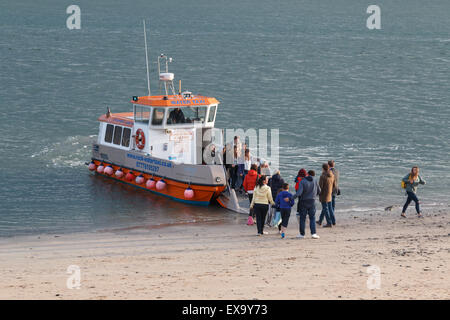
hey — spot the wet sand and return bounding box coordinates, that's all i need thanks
[0,209,448,300]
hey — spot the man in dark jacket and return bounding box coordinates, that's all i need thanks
[267,170,284,226]
[294,170,321,239]
[268,170,285,200]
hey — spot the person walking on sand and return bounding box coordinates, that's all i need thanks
[328,160,340,213]
[317,163,337,228]
[294,168,307,192]
[401,166,426,218]
[268,170,285,226]
[294,168,307,215]
[294,170,321,239]
[250,175,275,236]
[275,183,295,239]
[243,164,260,225]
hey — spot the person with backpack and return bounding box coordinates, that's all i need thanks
[243,164,259,225]
[294,168,307,192]
[250,175,275,236]
[294,168,307,215]
[401,166,426,218]
[294,170,321,239]
[317,163,337,228]
[275,183,295,239]
[328,160,340,212]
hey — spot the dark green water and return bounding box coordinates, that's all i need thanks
[1,0,449,236]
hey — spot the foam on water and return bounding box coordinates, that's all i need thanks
[30,135,96,168]
[0,0,449,236]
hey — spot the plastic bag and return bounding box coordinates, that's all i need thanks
[272,211,281,227]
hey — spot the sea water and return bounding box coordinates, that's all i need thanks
[0,0,449,236]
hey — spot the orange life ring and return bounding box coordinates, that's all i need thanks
[135,129,146,150]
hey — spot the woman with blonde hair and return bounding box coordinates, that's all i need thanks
[401,166,426,218]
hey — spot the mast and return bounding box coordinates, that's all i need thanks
[143,20,151,96]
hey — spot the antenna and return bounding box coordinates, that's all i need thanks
[143,20,151,96]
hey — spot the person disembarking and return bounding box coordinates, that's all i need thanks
[317,163,337,228]
[294,168,307,216]
[268,170,285,227]
[250,175,275,236]
[294,170,320,239]
[275,183,295,239]
[243,164,260,225]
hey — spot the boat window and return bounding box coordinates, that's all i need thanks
[134,105,150,124]
[208,105,216,122]
[121,127,131,147]
[151,108,165,125]
[113,126,123,145]
[104,124,114,143]
[166,106,207,125]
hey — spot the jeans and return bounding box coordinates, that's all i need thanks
[280,208,291,228]
[254,203,269,234]
[402,191,421,214]
[319,202,335,225]
[332,195,336,211]
[299,205,316,236]
[231,166,238,188]
[248,193,254,217]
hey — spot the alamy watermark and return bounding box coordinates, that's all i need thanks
[66,5,81,30]
[66,265,81,289]
[195,127,279,171]
[366,5,381,30]
[366,265,381,290]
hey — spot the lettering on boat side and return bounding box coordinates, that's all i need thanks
[127,153,173,168]
[107,118,133,127]
[136,161,159,172]
[170,99,206,105]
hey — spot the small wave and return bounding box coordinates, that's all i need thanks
[337,206,385,213]
[30,135,97,168]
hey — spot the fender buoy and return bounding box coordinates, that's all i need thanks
[146,178,156,189]
[97,164,105,173]
[135,174,145,185]
[135,128,146,150]
[156,179,166,190]
[104,165,114,176]
[115,168,124,178]
[88,161,96,171]
[184,187,194,199]
[125,171,135,182]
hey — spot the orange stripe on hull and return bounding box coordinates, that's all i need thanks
[92,160,225,205]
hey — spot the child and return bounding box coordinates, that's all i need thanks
[275,183,295,239]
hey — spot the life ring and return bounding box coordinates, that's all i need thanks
[135,129,146,150]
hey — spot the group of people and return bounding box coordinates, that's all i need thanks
[243,159,340,239]
[221,137,427,238]
[223,136,271,193]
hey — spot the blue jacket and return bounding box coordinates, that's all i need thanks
[294,176,320,200]
[275,190,295,209]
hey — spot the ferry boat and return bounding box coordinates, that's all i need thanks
[88,53,244,212]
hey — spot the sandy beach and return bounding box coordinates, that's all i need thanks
[0,208,448,300]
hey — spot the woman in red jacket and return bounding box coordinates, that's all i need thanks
[294,168,307,214]
[243,164,260,225]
